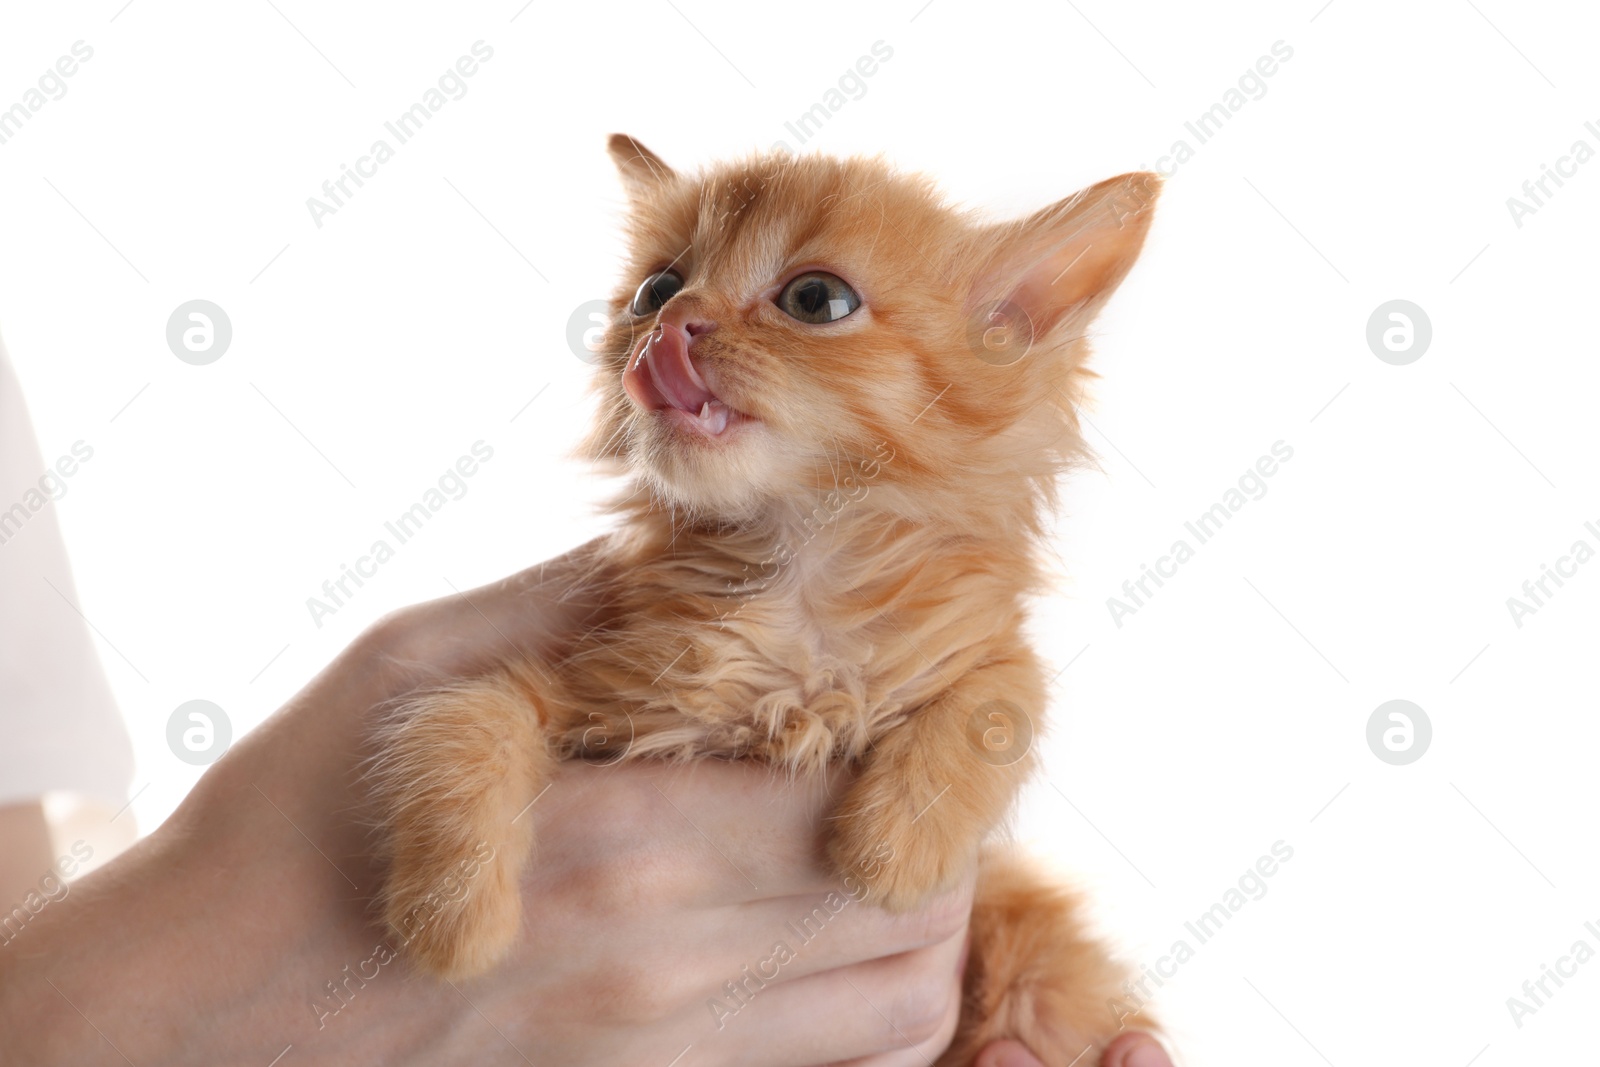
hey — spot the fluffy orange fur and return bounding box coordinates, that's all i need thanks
[370,135,1161,1063]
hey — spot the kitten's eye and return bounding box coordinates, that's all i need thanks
[776,271,860,324]
[631,270,684,316]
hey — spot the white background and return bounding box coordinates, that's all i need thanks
[2,0,1597,1062]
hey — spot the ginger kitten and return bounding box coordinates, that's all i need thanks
[372,135,1162,1064]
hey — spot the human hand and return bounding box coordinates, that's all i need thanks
[444,758,973,1065]
[975,1033,1175,1067]
[0,542,972,1065]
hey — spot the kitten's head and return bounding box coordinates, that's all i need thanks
[584,135,1158,535]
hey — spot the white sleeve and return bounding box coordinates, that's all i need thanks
[0,335,134,811]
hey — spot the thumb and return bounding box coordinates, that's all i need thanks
[975,1040,1046,1067]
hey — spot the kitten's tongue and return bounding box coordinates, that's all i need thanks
[623,323,717,415]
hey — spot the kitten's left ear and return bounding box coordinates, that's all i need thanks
[967,172,1160,344]
[607,134,676,199]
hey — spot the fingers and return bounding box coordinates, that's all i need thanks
[530,760,974,978]
[974,1033,1174,1067]
[533,760,844,896]
[537,760,858,903]
[641,760,975,912]
[644,760,854,899]
[825,982,962,1067]
[711,920,966,1067]
[1100,1032,1174,1067]
[975,1040,1045,1067]
[729,875,973,984]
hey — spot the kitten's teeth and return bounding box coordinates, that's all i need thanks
[687,398,731,434]
[697,400,729,434]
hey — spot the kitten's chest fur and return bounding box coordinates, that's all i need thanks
[548,507,1031,772]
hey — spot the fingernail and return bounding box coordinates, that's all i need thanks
[1124,1038,1173,1067]
[992,1045,1044,1067]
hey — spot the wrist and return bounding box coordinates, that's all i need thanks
[0,649,441,1064]
[0,800,471,1065]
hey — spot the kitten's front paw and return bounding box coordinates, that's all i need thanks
[381,847,522,980]
[828,778,979,912]
[370,675,549,980]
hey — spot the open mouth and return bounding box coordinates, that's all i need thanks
[621,324,751,438]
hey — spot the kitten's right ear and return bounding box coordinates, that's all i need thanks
[607,134,676,200]
[965,172,1160,350]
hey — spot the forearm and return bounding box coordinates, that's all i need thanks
[0,825,472,1065]
[0,631,458,1065]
